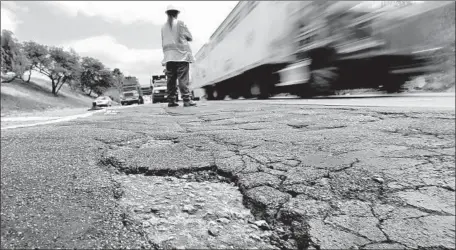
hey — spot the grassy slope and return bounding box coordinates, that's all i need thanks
[1,73,95,116]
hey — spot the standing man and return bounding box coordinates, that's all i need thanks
[161,5,197,107]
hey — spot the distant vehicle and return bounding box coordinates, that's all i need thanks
[120,76,144,105]
[191,1,450,100]
[141,86,153,96]
[1,71,16,82]
[152,74,183,103]
[92,96,112,107]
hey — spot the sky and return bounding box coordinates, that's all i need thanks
[1,1,238,86]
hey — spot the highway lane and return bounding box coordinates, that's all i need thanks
[2,93,454,130]
[1,99,454,249]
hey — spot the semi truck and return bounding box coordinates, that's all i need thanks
[120,76,144,105]
[190,1,452,100]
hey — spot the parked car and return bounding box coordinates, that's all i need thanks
[1,71,16,82]
[92,96,113,107]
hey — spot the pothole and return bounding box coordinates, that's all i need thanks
[115,174,278,249]
[111,137,179,150]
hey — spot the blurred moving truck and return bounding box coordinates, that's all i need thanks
[120,76,144,105]
[191,1,453,100]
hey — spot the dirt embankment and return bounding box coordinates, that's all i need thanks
[1,76,94,117]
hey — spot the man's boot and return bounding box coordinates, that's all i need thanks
[168,99,179,107]
[184,100,197,107]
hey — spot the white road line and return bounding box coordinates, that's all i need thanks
[1,109,106,130]
[1,103,151,130]
[1,103,150,130]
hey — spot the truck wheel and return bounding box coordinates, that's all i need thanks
[381,74,408,93]
[215,88,226,100]
[249,81,272,100]
[249,82,261,98]
[311,67,337,93]
[300,67,338,98]
[207,86,226,100]
[205,87,216,100]
[229,92,240,99]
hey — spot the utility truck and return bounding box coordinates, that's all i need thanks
[191,1,452,100]
[120,76,144,105]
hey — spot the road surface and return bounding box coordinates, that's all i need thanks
[1,95,455,249]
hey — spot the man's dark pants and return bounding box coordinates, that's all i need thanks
[165,61,191,103]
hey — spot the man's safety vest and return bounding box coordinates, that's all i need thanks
[161,19,195,65]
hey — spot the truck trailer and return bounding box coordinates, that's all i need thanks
[190,1,452,100]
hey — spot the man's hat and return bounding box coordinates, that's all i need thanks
[166,5,180,14]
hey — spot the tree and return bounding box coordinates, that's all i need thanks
[1,29,30,82]
[80,56,105,95]
[31,46,81,95]
[80,57,116,96]
[22,41,50,82]
[93,69,116,96]
[112,68,124,89]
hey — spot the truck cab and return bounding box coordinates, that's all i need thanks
[120,76,144,105]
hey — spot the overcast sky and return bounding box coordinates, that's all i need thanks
[1,1,238,86]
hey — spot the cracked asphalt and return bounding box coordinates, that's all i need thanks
[1,100,455,249]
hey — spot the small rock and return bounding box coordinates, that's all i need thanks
[140,214,153,220]
[208,227,221,237]
[254,220,270,230]
[203,212,218,221]
[142,221,151,228]
[194,204,204,209]
[150,207,160,214]
[182,174,189,179]
[260,232,271,239]
[182,205,197,214]
[216,218,230,224]
[319,178,330,186]
[250,234,261,241]
[372,176,385,184]
[134,206,146,213]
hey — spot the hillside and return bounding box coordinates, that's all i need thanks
[1,73,95,117]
